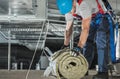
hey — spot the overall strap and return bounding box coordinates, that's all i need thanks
[96,0,104,14]
[77,0,83,5]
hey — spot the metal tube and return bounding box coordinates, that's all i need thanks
[20,62,23,70]
[70,26,74,49]
[8,30,11,71]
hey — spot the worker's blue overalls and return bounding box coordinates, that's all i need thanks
[75,0,116,73]
[82,13,110,72]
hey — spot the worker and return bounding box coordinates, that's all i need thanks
[57,0,111,79]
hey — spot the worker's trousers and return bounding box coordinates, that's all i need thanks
[83,13,110,72]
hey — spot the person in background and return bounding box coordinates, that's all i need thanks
[57,0,111,79]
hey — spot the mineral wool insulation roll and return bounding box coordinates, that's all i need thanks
[46,48,88,79]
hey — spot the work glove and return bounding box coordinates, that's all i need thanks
[61,45,69,49]
[70,46,82,56]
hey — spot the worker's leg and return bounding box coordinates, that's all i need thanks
[93,16,109,79]
[96,31,109,72]
[96,16,109,72]
[82,19,97,68]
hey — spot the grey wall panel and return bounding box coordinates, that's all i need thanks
[0,0,47,21]
[35,0,47,19]
[0,0,9,14]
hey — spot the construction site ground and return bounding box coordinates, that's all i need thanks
[0,69,120,79]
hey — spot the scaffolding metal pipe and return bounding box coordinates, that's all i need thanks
[8,30,11,71]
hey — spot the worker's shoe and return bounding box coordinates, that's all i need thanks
[93,72,109,79]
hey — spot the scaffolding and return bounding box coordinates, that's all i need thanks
[0,0,82,70]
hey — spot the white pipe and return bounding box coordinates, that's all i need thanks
[116,29,120,60]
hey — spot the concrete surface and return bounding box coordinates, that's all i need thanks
[0,70,119,79]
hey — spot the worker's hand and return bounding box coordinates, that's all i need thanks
[61,45,69,49]
[70,46,82,56]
